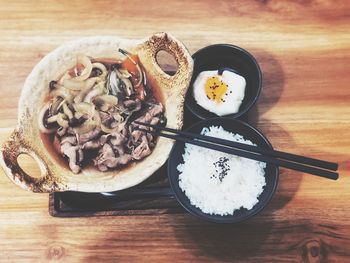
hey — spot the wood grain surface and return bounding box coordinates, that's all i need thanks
[0,0,349,262]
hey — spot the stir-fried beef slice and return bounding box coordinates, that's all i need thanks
[79,128,101,144]
[99,111,114,126]
[131,130,143,143]
[132,103,163,128]
[109,132,127,146]
[94,143,115,171]
[102,154,133,169]
[61,143,82,174]
[61,135,77,145]
[124,99,142,113]
[92,138,131,170]
[112,145,125,156]
[150,117,160,125]
[100,134,111,144]
[132,135,151,160]
[148,103,163,117]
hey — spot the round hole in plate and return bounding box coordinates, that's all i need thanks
[155,50,179,76]
[17,153,44,179]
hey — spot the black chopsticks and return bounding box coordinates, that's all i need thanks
[133,121,339,180]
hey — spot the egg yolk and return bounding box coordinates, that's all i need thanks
[204,76,228,103]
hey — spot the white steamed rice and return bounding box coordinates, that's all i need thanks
[177,126,266,216]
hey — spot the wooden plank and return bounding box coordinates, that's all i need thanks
[0,0,349,261]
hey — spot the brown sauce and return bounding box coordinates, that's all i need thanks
[40,132,69,170]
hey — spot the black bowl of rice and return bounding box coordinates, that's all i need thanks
[168,117,279,223]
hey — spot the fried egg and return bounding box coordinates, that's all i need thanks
[193,70,246,116]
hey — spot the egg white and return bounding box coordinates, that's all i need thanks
[192,70,246,116]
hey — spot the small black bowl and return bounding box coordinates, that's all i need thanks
[167,117,279,223]
[185,44,262,119]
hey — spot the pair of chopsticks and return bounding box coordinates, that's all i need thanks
[133,121,339,180]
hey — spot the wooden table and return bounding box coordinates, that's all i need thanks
[1,0,349,262]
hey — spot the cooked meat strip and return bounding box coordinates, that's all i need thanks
[109,132,127,146]
[132,135,151,160]
[150,117,160,125]
[102,154,133,169]
[112,145,125,156]
[61,135,77,145]
[124,99,141,113]
[131,130,143,143]
[79,128,101,144]
[99,111,113,126]
[148,103,163,117]
[61,143,82,174]
[94,143,115,170]
[135,112,152,127]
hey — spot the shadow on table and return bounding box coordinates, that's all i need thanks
[252,48,285,117]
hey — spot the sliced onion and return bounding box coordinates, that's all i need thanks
[74,111,84,119]
[118,49,143,87]
[100,124,119,134]
[73,121,97,134]
[73,55,93,81]
[92,62,107,79]
[58,72,71,85]
[38,102,57,134]
[51,97,64,115]
[56,98,66,111]
[56,113,69,128]
[47,115,58,123]
[119,68,131,78]
[51,87,75,103]
[133,63,143,87]
[73,77,99,103]
[73,102,95,117]
[63,78,86,91]
[62,103,73,120]
[122,78,134,96]
[83,82,105,103]
[101,120,125,134]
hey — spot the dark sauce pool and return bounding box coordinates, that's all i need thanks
[40,56,165,172]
